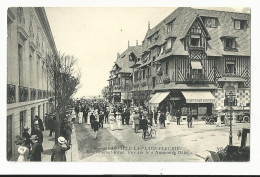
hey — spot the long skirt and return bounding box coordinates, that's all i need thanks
[110,121,114,130]
[79,116,83,124]
[117,120,121,130]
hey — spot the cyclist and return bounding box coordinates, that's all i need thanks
[140,116,152,139]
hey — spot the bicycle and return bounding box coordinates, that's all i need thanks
[142,125,156,139]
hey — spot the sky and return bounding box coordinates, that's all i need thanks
[45,7,249,98]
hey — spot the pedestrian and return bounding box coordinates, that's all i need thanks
[15,135,29,162]
[99,111,104,128]
[148,109,153,126]
[166,110,170,125]
[31,124,44,146]
[87,109,91,125]
[92,117,99,140]
[63,119,72,145]
[121,110,125,125]
[187,110,192,128]
[134,111,140,133]
[154,110,158,127]
[130,111,135,129]
[125,109,130,125]
[116,112,122,130]
[48,115,54,137]
[158,111,163,128]
[22,125,31,150]
[30,135,42,161]
[109,111,115,131]
[34,115,44,131]
[216,110,222,127]
[83,107,88,123]
[71,110,76,122]
[176,109,181,125]
[78,110,83,124]
[104,109,109,124]
[90,112,95,129]
[51,136,70,162]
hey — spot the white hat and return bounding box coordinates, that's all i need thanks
[58,136,66,144]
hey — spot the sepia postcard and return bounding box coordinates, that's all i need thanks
[6,6,251,164]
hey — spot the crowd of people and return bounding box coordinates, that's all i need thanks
[15,114,72,162]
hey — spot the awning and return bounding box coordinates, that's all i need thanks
[181,91,215,103]
[150,92,170,107]
[191,60,202,69]
[149,92,161,104]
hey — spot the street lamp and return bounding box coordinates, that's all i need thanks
[226,90,236,146]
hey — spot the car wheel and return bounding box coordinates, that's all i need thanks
[205,155,214,162]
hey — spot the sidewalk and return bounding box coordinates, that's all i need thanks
[41,124,79,162]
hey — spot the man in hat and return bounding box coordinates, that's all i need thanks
[63,119,72,145]
[30,135,42,161]
[34,115,44,131]
[90,112,95,129]
[92,117,99,140]
[176,109,181,125]
[31,124,43,145]
[187,110,193,128]
[22,125,31,150]
[99,111,104,128]
[140,115,152,139]
[51,136,70,161]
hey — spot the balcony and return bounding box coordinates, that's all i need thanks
[30,88,36,101]
[185,73,207,83]
[188,46,205,51]
[7,84,16,104]
[19,86,29,102]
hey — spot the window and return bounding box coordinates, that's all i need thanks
[191,38,200,47]
[225,60,236,74]
[224,38,236,50]
[143,69,145,79]
[167,22,173,33]
[7,115,12,160]
[166,39,172,50]
[234,20,248,30]
[20,111,26,136]
[205,18,218,28]
[18,44,23,86]
[159,45,164,55]
[125,79,129,86]
[166,61,169,75]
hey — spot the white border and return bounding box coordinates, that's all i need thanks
[1,0,260,175]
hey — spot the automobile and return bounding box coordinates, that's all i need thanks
[203,114,225,125]
[205,128,250,162]
[236,107,250,123]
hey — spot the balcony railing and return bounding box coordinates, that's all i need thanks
[7,84,16,104]
[30,88,36,101]
[186,73,207,83]
[19,86,29,102]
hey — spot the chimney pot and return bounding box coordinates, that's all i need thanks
[136,40,138,46]
[128,40,130,48]
[148,21,150,30]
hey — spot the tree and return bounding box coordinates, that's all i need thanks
[47,52,81,114]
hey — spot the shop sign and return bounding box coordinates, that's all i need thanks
[169,97,180,100]
[186,99,215,103]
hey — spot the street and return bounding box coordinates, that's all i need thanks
[61,121,250,162]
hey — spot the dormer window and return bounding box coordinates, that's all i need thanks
[190,35,200,47]
[204,17,218,28]
[167,19,175,33]
[234,19,248,30]
[223,37,237,51]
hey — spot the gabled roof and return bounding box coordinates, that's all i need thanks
[114,45,142,73]
[142,7,250,58]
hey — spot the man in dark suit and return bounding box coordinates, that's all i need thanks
[51,136,70,162]
[30,135,42,161]
[90,113,95,129]
[99,111,104,128]
[176,109,181,125]
[34,115,44,131]
[125,109,130,125]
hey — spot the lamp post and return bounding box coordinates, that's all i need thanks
[226,90,236,146]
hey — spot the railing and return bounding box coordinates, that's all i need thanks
[186,73,207,82]
[43,90,47,98]
[7,84,16,104]
[188,46,205,51]
[30,88,36,101]
[19,86,29,102]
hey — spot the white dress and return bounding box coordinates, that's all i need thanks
[87,111,91,125]
[17,145,29,162]
[78,112,83,123]
[116,115,122,130]
[109,114,115,130]
[166,112,170,124]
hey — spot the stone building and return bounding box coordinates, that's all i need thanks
[7,7,57,160]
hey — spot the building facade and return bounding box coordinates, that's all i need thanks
[108,43,142,104]
[7,7,57,160]
[131,7,250,120]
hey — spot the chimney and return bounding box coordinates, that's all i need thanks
[136,40,138,46]
[117,52,120,59]
[148,21,150,30]
[128,40,130,48]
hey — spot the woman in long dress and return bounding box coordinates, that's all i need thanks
[15,135,29,162]
[78,111,83,124]
[116,112,122,130]
[166,111,170,125]
[109,112,115,131]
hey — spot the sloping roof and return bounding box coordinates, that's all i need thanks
[142,7,250,58]
[114,45,143,73]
